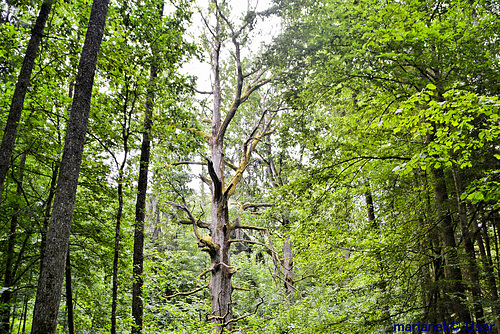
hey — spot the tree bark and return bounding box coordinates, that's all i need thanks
[283,223,294,303]
[451,169,484,321]
[65,249,75,334]
[131,27,160,333]
[30,0,109,332]
[0,2,52,197]
[111,176,124,334]
[111,85,132,334]
[432,167,471,327]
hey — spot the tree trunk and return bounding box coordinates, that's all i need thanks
[131,40,159,334]
[111,178,123,334]
[432,167,471,326]
[283,225,294,303]
[30,0,109,331]
[65,249,75,334]
[451,169,484,321]
[0,2,52,197]
[0,151,26,333]
[473,218,500,330]
[40,163,59,273]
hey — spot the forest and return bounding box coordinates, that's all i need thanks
[0,0,499,333]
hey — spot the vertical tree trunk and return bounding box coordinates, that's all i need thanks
[432,167,471,326]
[282,222,294,303]
[206,11,235,328]
[111,178,124,334]
[0,152,26,333]
[473,218,500,329]
[131,32,160,334]
[65,249,75,334]
[451,169,484,321]
[40,163,59,273]
[0,2,52,196]
[30,0,109,331]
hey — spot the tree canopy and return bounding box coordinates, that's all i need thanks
[0,0,499,333]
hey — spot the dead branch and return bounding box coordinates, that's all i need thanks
[232,286,251,291]
[172,161,208,167]
[223,297,264,327]
[167,202,210,230]
[240,202,273,211]
[224,159,238,171]
[195,89,213,95]
[215,262,237,274]
[165,284,208,299]
[197,267,213,279]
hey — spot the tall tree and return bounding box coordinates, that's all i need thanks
[0,1,52,196]
[169,1,274,332]
[30,0,109,332]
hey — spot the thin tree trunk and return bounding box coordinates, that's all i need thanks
[283,222,294,303]
[0,2,52,196]
[30,0,109,332]
[473,218,500,330]
[111,178,123,334]
[111,78,132,334]
[0,152,26,333]
[131,26,160,334]
[65,249,75,334]
[451,169,484,321]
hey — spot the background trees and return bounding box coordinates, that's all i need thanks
[0,0,499,332]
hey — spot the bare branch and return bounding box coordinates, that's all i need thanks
[172,161,208,167]
[197,267,213,279]
[167,201,210,230]
[195,88,213,95]
[223,297,264,327]
[240,202,273,211]
[165,284,208,299]
[224,159,238,171]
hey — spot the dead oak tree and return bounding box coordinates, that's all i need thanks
[168,1,276,332]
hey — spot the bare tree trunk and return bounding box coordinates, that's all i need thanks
[0,152,26,333]
[30,0,109,331]
[0,2,52,196]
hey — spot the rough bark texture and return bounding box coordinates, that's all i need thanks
[0,2,51,197]
[432,167,471,327]
[30,0,109,332]
[131,54,158,334]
